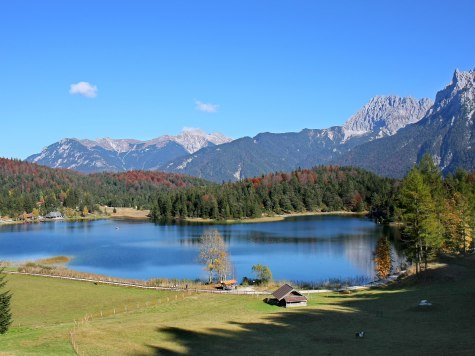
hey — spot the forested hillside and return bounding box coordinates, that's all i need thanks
[150,166,397,220]
[0,158,209,218]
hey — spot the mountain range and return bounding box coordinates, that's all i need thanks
[27,129,231,173]
[26,68,474,182]
[164,96,433,181]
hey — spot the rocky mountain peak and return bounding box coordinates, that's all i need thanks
[72,129,232,154]
[434,68,475,112]
[453,68,475,89]
[80,138,142,153]
[342,95,433,140]
[174,128,232,153]
[146,128,232,154]
[334,67,475,178]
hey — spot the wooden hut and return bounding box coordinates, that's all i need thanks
[218,279,237,290]
[271,284,307,307]
[45,211,63,219]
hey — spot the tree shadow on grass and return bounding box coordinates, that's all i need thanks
[141,263,475,356]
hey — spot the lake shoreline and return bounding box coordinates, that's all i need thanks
[0,214,117,227]
[183,210,368,225]
[0,207,152,227]
[0,210,369,227]
[7,260,405,293]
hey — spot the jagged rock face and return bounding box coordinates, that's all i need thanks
[77,128,231,155]
[336,69,475,177]
[424,69,475,172]
[342,96,433,139]
[434,69,475,112]
[175,129,231,154]
[26,129,232,173]
[145,129,231,154]
[80,138,142,153]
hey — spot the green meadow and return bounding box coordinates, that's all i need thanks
[2,257,475,355]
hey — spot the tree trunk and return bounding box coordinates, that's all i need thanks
[463,227,466,256]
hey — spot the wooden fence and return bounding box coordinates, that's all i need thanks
[7,271,270,295]
[68,290,195,355]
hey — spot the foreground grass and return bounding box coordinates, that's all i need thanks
[72,260,475,356]
[0,275,177,354]
[2,257,475,355]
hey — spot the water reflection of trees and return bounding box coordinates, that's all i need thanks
[181,232,376,245]
[179,232,395,279]
[1,219,406,282]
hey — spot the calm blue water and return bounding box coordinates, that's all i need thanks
[0,216,399,283]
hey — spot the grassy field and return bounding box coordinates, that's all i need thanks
[0,275,179,355]
[1,257,475,355]
[103,206,150,220]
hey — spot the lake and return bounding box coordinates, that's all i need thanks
[0,215,401,283]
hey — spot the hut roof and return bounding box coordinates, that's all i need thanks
[45,211,62,218]
[284,293,307,303]
[272,284,296,300]
[221,279,237,286]
[272,284,307,302]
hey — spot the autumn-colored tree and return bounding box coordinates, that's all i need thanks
[82,207,89,217]
[199,230,231,283]
[374,237,392,279]
[63,207,76,218]
[443,192,473,255]
[251,264,273,285]
[32,208,40,220]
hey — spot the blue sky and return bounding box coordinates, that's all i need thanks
[1,0,474,159]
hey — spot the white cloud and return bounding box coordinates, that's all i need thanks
[182,127,206,134]
[69,81,98,98]
[195,100,218,113]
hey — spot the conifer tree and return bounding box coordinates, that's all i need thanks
[398,168,444,273]
[0,268,12,334]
